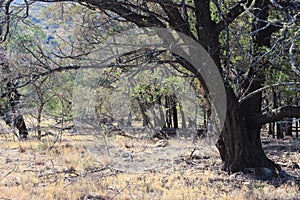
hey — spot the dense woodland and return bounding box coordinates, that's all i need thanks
[0,0,300,179]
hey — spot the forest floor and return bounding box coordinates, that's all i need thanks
[0,127,299,200]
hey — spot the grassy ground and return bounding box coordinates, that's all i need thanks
[0,131,299,200]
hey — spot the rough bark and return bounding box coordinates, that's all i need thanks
[217,86,280,172]
[216,0,283,173]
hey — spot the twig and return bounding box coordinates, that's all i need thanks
[111,182,130,200]
[189,147,199,159]
[3,164,17,178]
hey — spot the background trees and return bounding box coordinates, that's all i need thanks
[0,0,299,173]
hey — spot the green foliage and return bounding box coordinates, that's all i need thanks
[4,18,46,53]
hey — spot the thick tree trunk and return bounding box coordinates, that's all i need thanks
[216,86,280,173]
[216,0,284,173]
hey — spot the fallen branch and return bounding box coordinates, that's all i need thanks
[118,131,137,139]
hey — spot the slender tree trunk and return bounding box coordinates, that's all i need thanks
[296,120,299,138]
[179,102,186,128]
[268,122,275,138]
[285,119,293,137]
[136,97,151,127]
[126,111,132,127]
[171,94,178,129]
[37,105,43,140]
[164,94,178,129]
[273,90,284,139]
[285,98,293,137]
[296,95,299,138]
[165,95,172,128]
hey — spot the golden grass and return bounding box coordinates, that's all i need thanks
[0,134,299,200]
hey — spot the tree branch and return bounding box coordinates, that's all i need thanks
[91,1,166,28]
[269,0,300,10]
[258,106,300,124]
[194,0,213,36]
[158,0,196,40]
[215,0,254,32]
[239,82,300,103]
[36,0,166,28]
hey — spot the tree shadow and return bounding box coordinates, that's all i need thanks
[208,170,300,190]
[242,169,300,189]
[263,142,300,154]
[260,139,300,188]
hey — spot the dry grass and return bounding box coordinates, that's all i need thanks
[0,133,299,200]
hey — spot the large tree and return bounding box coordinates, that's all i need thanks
[1,0,300,173]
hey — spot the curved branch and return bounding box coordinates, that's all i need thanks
[159,0,196,40]
[94,1,166,28]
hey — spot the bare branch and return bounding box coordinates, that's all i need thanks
[239,82,300,103]
[95,1,166,28]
